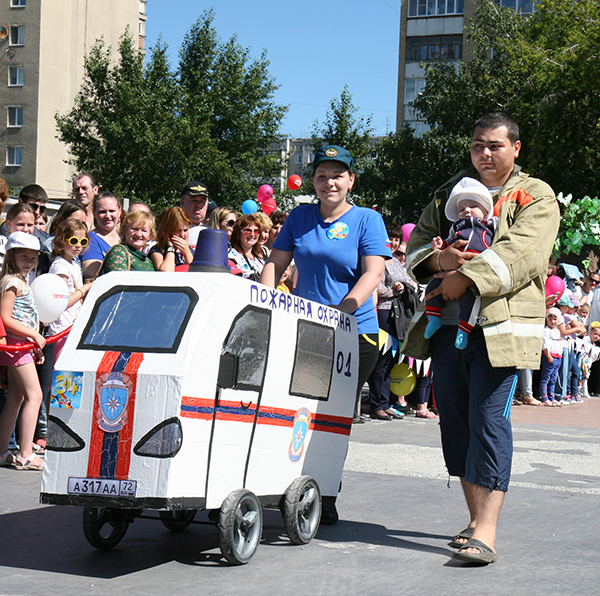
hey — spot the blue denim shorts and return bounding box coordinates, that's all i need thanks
[430,325,517,491]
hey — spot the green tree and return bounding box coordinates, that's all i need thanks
[411,0,600,198]
[177,10,287,206]
[362,126,471,223]
[311,85,374,169]
[56,31,187,209]
[554,193,600,257]
[56,12,287,211]
[309,85,375,199]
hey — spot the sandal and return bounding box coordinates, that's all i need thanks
[453,538,497,565]
[415,409,437,419]
[521,395,542,406]
[14,453,44,471]
[0,449,15,467]
[449,526,475,548]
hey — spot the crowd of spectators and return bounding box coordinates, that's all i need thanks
[0,174,291,471]
[1,163,597,474]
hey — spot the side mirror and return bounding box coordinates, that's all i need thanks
[218,352,238,389]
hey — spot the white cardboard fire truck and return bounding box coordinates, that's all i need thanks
[40,271,358,564]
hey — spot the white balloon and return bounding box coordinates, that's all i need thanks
[31,273,70,324]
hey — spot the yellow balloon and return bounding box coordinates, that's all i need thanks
[390,362,416,396]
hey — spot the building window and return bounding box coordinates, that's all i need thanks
[407,121,431,137]
[408,0,464,17]
[7,147,22,166]
[7,106,23,127]
[295,154,302,164]
[139,0,146,14]
[11,0,26,6]
[405,78,427,104]
[406,35,462,61]
[9,26,25,46]
[495,0,534,13]
[8,66,24,86]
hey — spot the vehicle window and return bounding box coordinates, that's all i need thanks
[222,307,271,389]
[79,286,198,353]
[290,320,334,400]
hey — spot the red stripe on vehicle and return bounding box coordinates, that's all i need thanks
[87,351,121,478]
[115,353,144,479]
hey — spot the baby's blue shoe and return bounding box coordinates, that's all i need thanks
[455,329,469,350]
[424,317,442,339]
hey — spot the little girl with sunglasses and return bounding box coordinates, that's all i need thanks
[48,219,92,363]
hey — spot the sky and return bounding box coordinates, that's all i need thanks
[144,0,401,139]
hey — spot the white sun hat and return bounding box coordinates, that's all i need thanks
[445,177,494,221]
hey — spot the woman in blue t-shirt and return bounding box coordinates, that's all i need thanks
[261,145,391,522]
[80,192,123,281]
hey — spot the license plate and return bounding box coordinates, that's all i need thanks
[68,477,137,498]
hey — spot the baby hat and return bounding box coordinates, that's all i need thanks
[445,177,494,221]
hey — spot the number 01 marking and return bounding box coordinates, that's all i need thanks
[336,351,352,377]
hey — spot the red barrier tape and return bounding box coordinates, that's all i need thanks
[0,325,73,352]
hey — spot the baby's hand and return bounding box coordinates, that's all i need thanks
[431,237,443,250]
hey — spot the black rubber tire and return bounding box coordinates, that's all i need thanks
[282,476,321,545]
[82,507,129,550]
[159,509,197,531]
[217,489,263,565]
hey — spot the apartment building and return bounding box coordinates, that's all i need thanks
[0,0,147,197]
[397,0,534,134]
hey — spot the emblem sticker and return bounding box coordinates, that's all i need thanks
[95,372,133,433]
[51,371,84,409]
[325,148,338,157]
[327,222,349,240]
[288,407,312,462]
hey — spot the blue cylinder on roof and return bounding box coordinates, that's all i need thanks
[189,228,231,273]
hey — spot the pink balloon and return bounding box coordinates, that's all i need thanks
[257,184,274,203]
[402,223,416,243]
[262,197,277,216]
[545,275,565,299]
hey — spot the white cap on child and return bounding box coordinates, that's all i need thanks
[546,307,561,319]
[445,177,495,221]
[6,231,40,252]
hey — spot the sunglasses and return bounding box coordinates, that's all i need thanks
[225,219,236,227]
[66,236,89,247]
[589,279,600,285]
[242,228,259,236]
[28,203,46,214]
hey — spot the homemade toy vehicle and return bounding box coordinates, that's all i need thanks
[41,271,358,564]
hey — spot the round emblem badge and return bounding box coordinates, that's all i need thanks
[288,407,312,462]
[325,148,338,157]
[327,222,349,240]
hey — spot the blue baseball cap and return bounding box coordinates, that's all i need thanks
[312,145,354,172]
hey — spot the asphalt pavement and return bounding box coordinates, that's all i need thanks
[2,399,600,596]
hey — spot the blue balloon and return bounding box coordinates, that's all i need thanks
[241,199,258,215]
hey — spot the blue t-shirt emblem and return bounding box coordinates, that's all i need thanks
[327,222,349,240]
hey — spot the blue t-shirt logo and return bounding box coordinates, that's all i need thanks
[327,222,349,240]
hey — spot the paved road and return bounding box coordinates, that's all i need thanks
[2,400,600,596]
